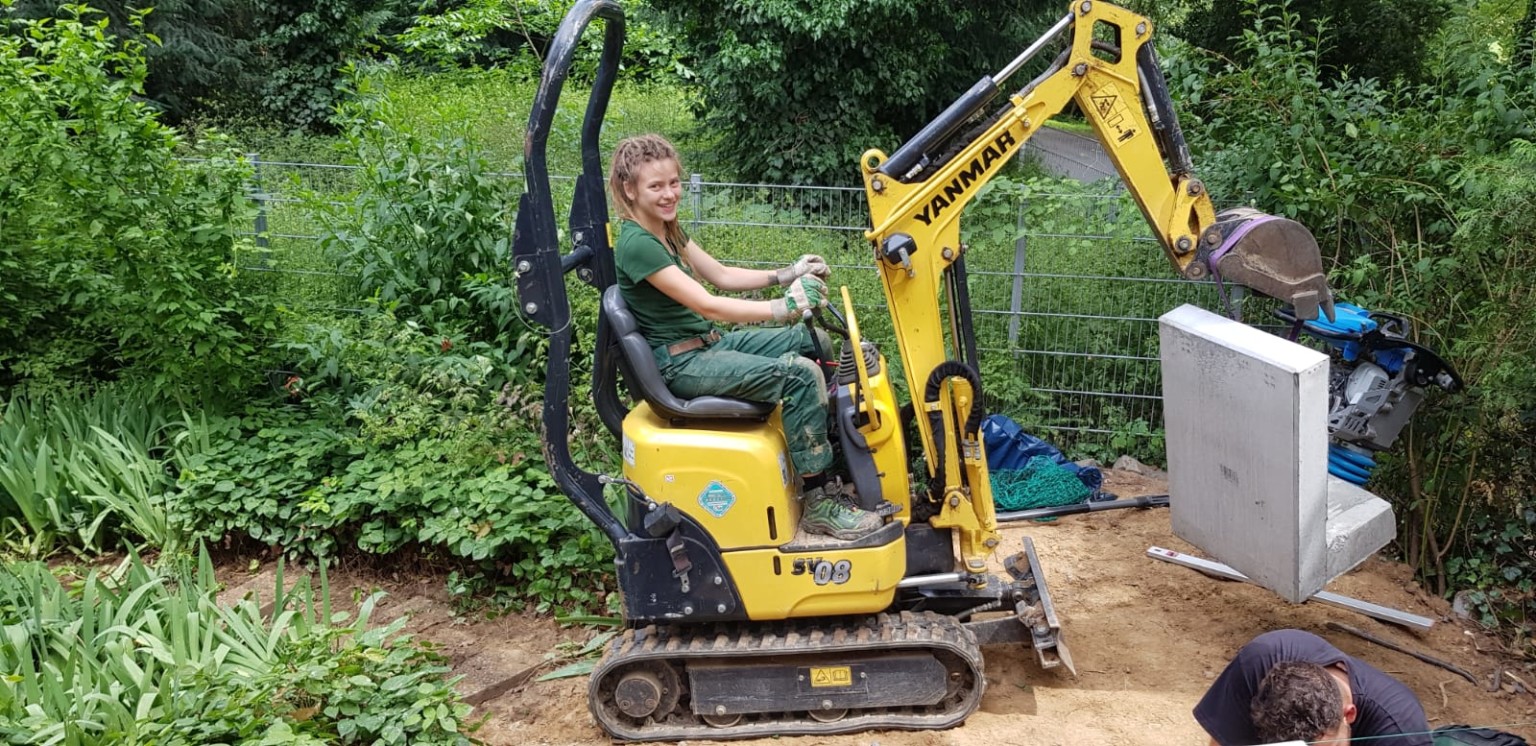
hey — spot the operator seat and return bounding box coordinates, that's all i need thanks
[601,286,774,423]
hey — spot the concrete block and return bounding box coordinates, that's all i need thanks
[1159,305,1331,602]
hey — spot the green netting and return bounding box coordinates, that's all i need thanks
[990,455,1092,511]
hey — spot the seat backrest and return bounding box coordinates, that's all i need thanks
[601,286,773,422]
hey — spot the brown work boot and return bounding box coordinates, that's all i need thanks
[800,480,884,540]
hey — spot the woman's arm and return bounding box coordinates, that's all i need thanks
[647,265,778,324]
[684,240,778,292]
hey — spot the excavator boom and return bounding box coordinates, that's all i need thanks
[860,1,1335,574]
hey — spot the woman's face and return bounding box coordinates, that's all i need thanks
[625,157,681,226]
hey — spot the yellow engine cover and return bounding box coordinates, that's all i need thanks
[622,402,798,549]
[621,402,903,619]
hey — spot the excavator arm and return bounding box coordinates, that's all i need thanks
[860,1,1334,573]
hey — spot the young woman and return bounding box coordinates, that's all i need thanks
[608,133,882,541]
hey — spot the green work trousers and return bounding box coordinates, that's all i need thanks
[654,325,832,475]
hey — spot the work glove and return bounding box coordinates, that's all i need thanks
[774,254,831,286]
[770,276,828,322]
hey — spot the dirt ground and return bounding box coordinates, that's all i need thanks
[219,470,1536,745]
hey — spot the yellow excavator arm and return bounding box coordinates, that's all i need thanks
[860,1,1334,573]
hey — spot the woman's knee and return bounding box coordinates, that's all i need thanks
[779,354,828,407]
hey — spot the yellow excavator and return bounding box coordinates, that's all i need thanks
[510,0,1334,740]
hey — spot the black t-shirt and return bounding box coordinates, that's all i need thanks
[1194,629,1431,746]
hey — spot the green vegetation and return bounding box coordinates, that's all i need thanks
[2,7,1534,741]
[1176,0,1455,84]
[643,0,1066,186]
[0,551,472,745]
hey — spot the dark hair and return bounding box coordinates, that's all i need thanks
[1251,661,1345,743]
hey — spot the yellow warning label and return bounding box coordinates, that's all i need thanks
[809,666,853,688]
[1090,83,1139,147]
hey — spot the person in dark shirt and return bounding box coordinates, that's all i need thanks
[1194,629,1431,745]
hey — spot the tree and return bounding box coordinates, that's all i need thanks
[1174,0,1453,84]
[647,0,1062,186]
[7,0,256,119]
[249,0,401,130]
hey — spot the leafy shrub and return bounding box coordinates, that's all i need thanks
[647,0,1063,186]
[397,0,687,81]
[173,311,612,612]
[0,550,474,745]
[321,84,520,340]
[249,0,398,131]
[1175,0,1453,85]
[0,5,276,397]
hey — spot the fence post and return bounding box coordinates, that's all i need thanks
[689,173,703,235]
[1008,194,1029,347]
[248,152,270,262]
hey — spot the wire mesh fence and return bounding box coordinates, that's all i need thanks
[232,154,1254,451]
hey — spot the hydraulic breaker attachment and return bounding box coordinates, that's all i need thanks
[1200,207,1336,322]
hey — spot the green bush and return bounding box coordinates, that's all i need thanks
[647,0,1064,185]
[321,86,520,339]
[396,0,688,81]
[0,5,276,397]
[1175,0,1453,85]
[172,310,612,612]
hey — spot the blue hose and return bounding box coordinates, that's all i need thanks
[1328,444,1377,485]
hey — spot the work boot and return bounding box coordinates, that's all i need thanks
[800,481,884,540]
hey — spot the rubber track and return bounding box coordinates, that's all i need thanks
[588,610,985,741]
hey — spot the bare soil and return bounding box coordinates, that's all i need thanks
[217,470,1536,745]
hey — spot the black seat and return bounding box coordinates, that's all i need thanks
[601,286,774,422]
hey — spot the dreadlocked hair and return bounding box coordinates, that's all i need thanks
[609,133,690,268]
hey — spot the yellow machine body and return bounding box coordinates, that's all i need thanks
[620,396,903,619]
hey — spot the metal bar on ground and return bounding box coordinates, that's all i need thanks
[1145,547,1435,632]
[996,494,1168,524]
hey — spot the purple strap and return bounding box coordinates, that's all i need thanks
[1206,215,1281,322]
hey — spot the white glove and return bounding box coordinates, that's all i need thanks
[775,254,831,286]
[770,276,828,322]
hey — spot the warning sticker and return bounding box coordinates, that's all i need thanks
[1090,83,1139,147]
[809,666,853,688]
[622,435,636,467]
[698,481,736,518]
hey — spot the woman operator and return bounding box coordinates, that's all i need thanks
[609,134,883,541]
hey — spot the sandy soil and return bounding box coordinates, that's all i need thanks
[219,470,1536,745]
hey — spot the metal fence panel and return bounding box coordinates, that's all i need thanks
[228,155,1255,451]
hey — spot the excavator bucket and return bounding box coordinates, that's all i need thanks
[1208,207,1336,322]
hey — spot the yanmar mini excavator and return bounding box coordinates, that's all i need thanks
[510,1,1359,740]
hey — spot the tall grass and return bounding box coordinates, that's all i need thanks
[0,387,180,556]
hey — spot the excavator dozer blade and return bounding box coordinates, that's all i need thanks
[1209,207,1335,322]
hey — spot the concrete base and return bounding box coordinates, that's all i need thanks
[1325,475,1396,579]
[1159,305,1395,603]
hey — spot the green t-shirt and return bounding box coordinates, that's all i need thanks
[614,220,713,347]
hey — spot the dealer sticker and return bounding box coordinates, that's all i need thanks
[698,481,736,518]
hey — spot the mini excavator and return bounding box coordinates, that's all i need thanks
[511,1,1343,740]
